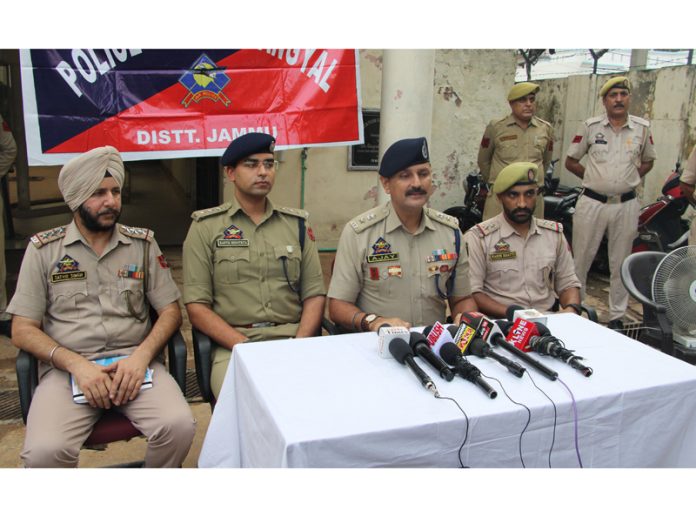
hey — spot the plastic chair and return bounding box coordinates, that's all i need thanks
[620,251,675,356]
[15,323,188,467]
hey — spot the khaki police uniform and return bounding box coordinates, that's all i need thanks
[478,114,553,220]
[464,213,580,311]
[7,221,195,468]
[680,147,696,245]
[327,202,471,326]
[182,197,326,397]
[567,114,657,320]
[0,115,17,325]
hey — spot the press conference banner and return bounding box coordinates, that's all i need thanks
[20,49,363,165]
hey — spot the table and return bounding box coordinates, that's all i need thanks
[198,313,696,467]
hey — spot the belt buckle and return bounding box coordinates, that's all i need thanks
[606,194,621,204]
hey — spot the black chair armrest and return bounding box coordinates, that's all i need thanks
[167,330,187,396]
[580,304,598,323]
[16,349,38,424]
[321,317,338,336]
[620,255,668,313]
[192,327,214,403]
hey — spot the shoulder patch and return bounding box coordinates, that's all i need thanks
[425,208,459,230]
[586,115,604,126]
[536,218,563,233]
[191,203,231,221]
[119,224,154,242]
[275,206,309,220]
[30,226,66,248]
[348,205,389,234]
[472,219,500,238]
[630,115,650,127]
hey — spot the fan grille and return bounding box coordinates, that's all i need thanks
[653,246,696,332]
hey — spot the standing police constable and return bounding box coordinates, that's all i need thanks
[464,162,581,319]
[565,76,657,330]
[478,82,554,221]
[183,133,326,399]
[328,137,477,331]
[679,146,696,245]
[8,146,195,467]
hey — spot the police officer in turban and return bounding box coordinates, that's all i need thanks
[7,145,195,467]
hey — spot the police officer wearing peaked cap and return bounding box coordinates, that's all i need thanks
[328,136,477,332]
[565,76,656,330]
[478,81,554,221]
[183,132,326,399]
[464,162,581,319]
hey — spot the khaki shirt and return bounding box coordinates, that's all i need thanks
[0,115,17,177]
[477,115,554,184]
[680,146,696,187]
[566,114,657,195]
[327,202,472,326]
[7,222,180,365]
[464,213,580,311]
[182,197,326,341]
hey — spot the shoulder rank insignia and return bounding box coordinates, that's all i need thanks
[275,206,309,220]
[119,224,154,242]
[536,219,563,233]
[349,206,389,234]
[30,226,66,248]
[473,219,500,238]
[424,208,459,230]
[191,203,231,222]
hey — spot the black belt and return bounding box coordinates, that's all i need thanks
[582,188,636,204]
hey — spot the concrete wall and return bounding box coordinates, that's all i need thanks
[222,49,516,249]
[535,65,696,204]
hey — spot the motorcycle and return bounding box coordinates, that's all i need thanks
[443,170,488,233]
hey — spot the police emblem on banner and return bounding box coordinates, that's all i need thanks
[216,224,249,247]
[179,54,231,108]
[51,255,86,283]
[367,237,399,263]
[490,239,517,261]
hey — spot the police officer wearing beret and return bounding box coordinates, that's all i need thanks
[183,133,326,399]
[478,82,554,221]
[565,76,656,330]
[328,137,477,331]
[464,162,581,319]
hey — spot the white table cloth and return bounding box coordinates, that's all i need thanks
[198,313,696,467]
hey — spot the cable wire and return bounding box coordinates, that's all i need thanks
[525,371,557,468]
[558,377,584,468]
[435,393,470,468]
[482,373,531,468]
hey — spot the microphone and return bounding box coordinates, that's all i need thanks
[505,318,539,352]
[409,332,455,381]
[446,323,479,355]
[439,342,497,399]
[389,338,439,395]
[378,325,410,358]
[467,337,526,378]
[505,304,526,321]
[423,321,454,356]
[461,312,559,381]
[528,323,593,377]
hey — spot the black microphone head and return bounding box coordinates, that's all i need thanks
[505,305,526,321]
[534,322,551,336]
[446,325,460,338]
[388,338,412,364]
[378,323,392,331]
[439,342,462,366]
[409,331,429,350]
[467,337,487,357]
[423,325,433,336]
[496,320,513,333]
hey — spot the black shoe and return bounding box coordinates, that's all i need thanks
[0,319,10,338]
[607,319,624,331]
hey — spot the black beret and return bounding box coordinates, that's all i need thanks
[379,137,430,177]
[220,132,276,167]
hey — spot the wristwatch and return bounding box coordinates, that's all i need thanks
[361,313,378,332]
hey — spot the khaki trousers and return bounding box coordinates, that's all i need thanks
[572,195,639,321]
[21,361,196,468]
